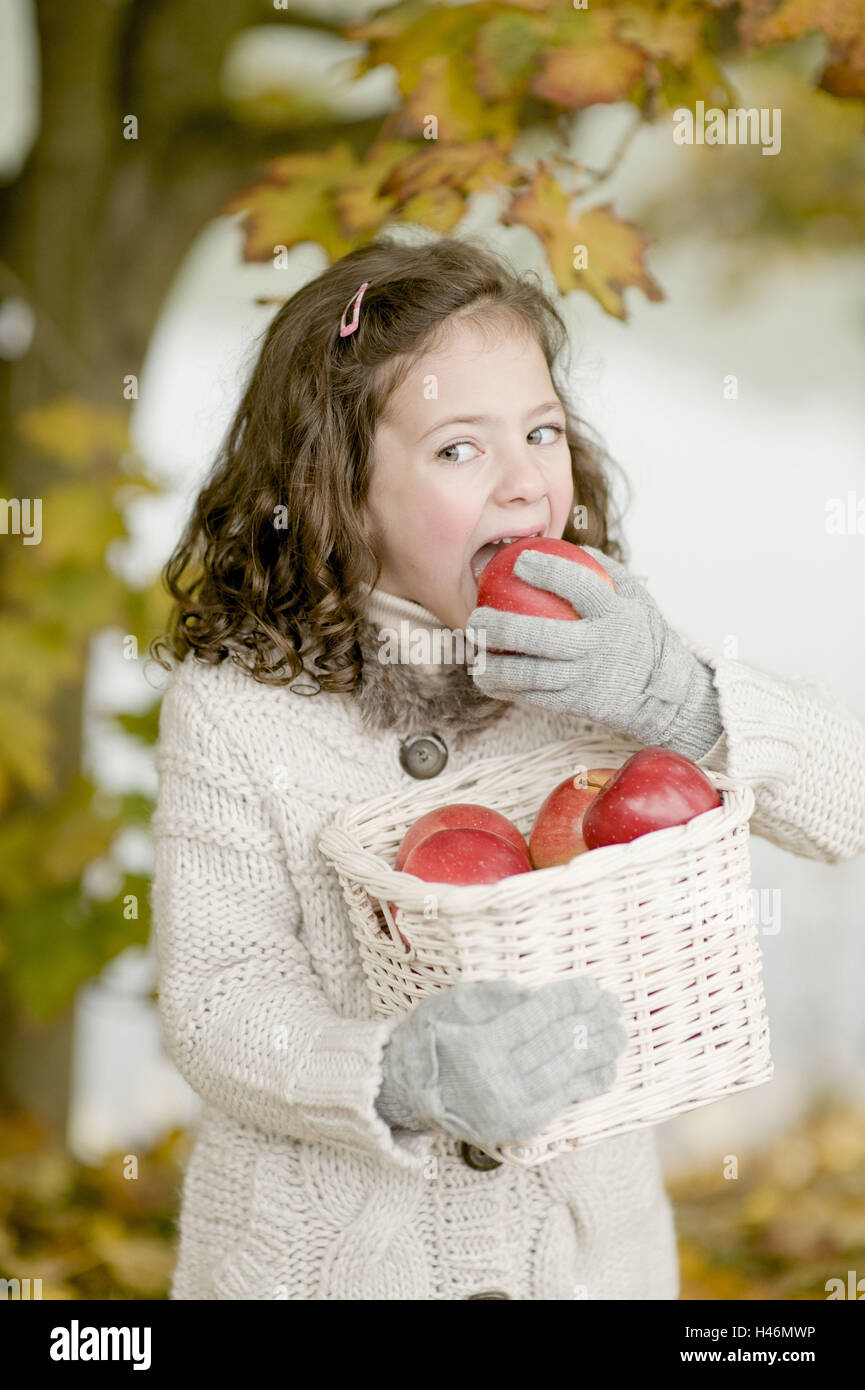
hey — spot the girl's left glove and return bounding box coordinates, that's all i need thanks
[467,544,724,763]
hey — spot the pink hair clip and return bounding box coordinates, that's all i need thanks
[339,281,369,338]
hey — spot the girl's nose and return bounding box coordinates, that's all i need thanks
[492,450,549,504]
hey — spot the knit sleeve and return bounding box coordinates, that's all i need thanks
[150,666,435,1173]
[681,636,865,865]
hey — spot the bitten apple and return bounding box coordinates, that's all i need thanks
[529,768,618,868]
[475,537,614,656]
[394,803,529,872]
[582,747,722,849]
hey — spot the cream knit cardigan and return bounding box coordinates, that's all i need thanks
[151,586,865,1300]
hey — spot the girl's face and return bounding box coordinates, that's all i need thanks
[364,316,575,633]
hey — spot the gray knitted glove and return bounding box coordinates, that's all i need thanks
[375,976,628,1150]
[467,544,723,763]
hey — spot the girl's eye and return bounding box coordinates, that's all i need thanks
[528,424,564,446]
[436,424,564,466]
[436,439,481,466]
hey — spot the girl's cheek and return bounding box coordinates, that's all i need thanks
[425,503,471,547]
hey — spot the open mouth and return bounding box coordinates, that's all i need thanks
[470,530,544,585]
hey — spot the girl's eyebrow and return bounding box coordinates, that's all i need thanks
[417,398,564,442]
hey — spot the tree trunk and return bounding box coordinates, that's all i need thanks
[0,0,380,1138]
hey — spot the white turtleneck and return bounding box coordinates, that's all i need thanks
[359,584,467,680]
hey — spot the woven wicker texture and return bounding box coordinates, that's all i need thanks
[318,735,773,1166]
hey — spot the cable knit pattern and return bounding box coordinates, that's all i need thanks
[151,588,865,1300]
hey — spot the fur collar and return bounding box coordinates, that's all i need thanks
[347,614,513,742]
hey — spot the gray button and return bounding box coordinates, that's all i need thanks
[459,1141,502,1171]
[467,1290,511,1299]
[398,732,448,779]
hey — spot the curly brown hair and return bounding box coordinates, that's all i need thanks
[149,233,631,694]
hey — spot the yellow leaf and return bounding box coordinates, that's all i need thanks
[40,809,121,887]
[395,52,519,142]
[532,38,646,108]
[6,482,125,569]
[223,145,361,262]
[616,0,706,67]
[531,9,646,109]
[333,140,415,237]
[740,0,865,100]
[88,1214,175,1296]
[503,173,663,318]
[382,139,524,205]
[0,690,56,797]
[2,561,130,637]
[16,397,130,470]
[742,1182,782,1225]
[474,11,547,103]
[347,2,484,94]
[0,616,79,701]
[393,186,467,235]
[812,1104,865,1174]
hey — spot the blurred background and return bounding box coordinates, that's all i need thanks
[1,0,863,1299]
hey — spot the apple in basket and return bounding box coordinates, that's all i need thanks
[582,747,722,849]
[394,803,530,872]
[474,537,614,656]
[391,828,532,950]
[387,805,530,947]
[529,768,619,868]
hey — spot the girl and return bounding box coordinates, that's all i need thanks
[150,234,865,1301]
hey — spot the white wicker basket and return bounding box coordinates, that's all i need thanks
[317,735,773,1167]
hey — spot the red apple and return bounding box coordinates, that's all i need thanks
[529,768,618,868]
[582,747,722,849]
[474,537,615,656]
[393,826,531,950]
[402,827,532,886]
[394,803,529,873]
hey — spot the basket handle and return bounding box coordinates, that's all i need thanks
[710,772,765,792]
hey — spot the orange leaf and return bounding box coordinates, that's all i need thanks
[739,0,865,100]
[502,172,664,318]
[382,139,524,205]
[222,146,359,262]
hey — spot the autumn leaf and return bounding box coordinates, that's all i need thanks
[346,1,485,92]
[2,563,130,640]
[87,1213,175,1296]
[391,184,467,235]
[502,171,663,317]
[334,139,416,236]
[0,689,56,800]
[532,9,646,109]
[39,778,124,887]
[382,139,525,203]
[739,0,865,100]
[654,47,740,116]
[16,397,130,472]
[616,0,707,67]
[0,615,79,701]
[375,139,526,235]
[474,9,547,103]
[222,146,362,262]
[388,52,520,143]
